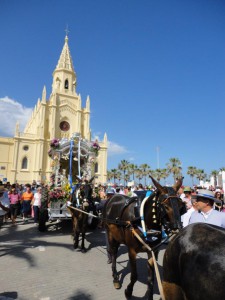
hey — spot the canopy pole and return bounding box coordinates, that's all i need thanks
[78,137,81,178]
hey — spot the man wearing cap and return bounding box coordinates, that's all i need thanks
[182,186,192,210]
[189,189,225,228]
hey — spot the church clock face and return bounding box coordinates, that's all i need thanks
[60,121,70,131]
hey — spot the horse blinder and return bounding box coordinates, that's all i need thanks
[161,196,183,230]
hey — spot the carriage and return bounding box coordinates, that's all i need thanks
[38,133,99,232]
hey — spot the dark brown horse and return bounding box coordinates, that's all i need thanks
[67,176,98,252]
[103,177,186,300]
[67,200,89,253]
[163,223,225,300]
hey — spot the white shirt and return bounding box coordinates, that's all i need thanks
[200,208,213,220]
[181,207,195,227]
[33,192,41,207]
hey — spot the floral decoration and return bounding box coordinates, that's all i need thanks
[90,140,100,155]
[48,186,70,203]
[50,138,60,149]
[48,138,60,158]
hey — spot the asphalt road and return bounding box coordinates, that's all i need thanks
[0,218,166,300]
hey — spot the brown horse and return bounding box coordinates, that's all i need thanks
[67,176,98,252]
[67,201,89,253]
[103,177,186,300]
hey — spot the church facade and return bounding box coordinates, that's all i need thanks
[0,35,107,184]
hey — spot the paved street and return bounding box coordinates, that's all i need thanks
[0,218,165,300]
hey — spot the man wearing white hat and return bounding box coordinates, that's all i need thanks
[189,189,225,228]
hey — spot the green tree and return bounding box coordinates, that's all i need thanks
[196,169,207,183]
[118,160,130,186]
[166,158,182,183]
[107,170,113,182]
[110,169,119,184]
[135,169,143,184]
[124,174,130,185]
[153,168,168,183]
[116,171,122,185]
[187,166,197,186]
[128,164,137,181]
[139,163,151,186]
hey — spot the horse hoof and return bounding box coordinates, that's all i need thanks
[81,248,86,253]
[125,289,132,298]
[74,244,78,249]
[113,281,121,289]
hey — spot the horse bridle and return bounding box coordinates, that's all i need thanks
[158,194,183,233]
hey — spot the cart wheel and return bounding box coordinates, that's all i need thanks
[38,208,48,232]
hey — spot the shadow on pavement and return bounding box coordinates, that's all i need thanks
[67,289,93,300]
[0,219,106,267]
[0,291,18,299]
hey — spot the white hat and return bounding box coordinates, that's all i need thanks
[196,189,221,203]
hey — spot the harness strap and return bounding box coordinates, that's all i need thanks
[119,196,138,219]
[127,221,166,300]
[67,205,130,226]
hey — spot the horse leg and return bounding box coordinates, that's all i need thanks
[125,248,137,299]
[80,215,88,253]
[74,230,80,249]
[162,281,185,300]
[146,252,155,300]
[107,232,120,289]
[81,232,86,253]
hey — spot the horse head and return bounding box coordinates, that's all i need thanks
[150,176,186,232]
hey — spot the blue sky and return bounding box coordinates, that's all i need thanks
[0,0,225,185]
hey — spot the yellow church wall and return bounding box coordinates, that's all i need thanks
[0,137,14,182]
[0,35,107,185]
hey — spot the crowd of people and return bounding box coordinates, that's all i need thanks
[0,181,41,226]
[179,185,225,228]
[1,179,225,229]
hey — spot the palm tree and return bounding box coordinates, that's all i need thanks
[124,174,130,186]
[139,163,151,186]
[153,168,168,183]
[128,164,137,181]
[161,168,169,184]
[166,158,182,183]
[135,169,143,184]
[187,166,197,186]
[116,171,122,185]
[118,160,130,186]
[107,170,113,182]
[110,169,118,184]
[210,170,219,188]
[196,169,207,183]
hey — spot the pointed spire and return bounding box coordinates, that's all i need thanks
[55,35,75,72]
[42,85,46,103]
[103,133,107,143]
[86,95,90,111]
[15,121,20,136]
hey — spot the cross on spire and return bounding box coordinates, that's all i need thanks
[65,25,69,37]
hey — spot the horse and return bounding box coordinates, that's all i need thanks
[103,176,186,300]
[162,223,225,300]
[67,176,98,252]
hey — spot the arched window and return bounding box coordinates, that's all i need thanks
[64,79,69,89]
[94,163,98,173]
[22,157,28,169]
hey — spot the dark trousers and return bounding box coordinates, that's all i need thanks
[33,206,40,223]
